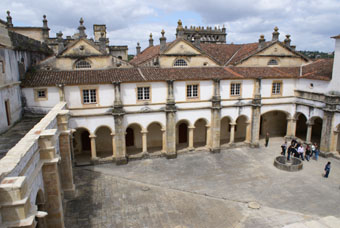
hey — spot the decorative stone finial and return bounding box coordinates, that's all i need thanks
[272,26,280,41]
[137,42,140,46]
[258,34,266,49]
[284,34,291,47]
[6,10,13,27]
[150,33,152,38]
[178,19,182,26]
[161,29,165,37]
[149,33,154,47]
[43,15,46,19]
[78,18,87,38]
[80,17,84,25]
[274,26,279,32]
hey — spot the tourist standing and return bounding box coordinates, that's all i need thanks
[297,145,304,160]
[265,132,270,147]
[281,141,287,156]
[314,144,319,161]
[305,145,311,161]
[311,143,316,158]
[324,161,331,178]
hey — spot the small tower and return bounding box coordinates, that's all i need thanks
[78,17,87,38]
[160,29,167,52]
[136,42,141,55]
[6,11,13,27]
[272,27,280,41]
[42,15,50,42]
[149,33,154,47]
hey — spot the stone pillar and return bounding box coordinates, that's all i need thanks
[206,124,211,148]
[39,129,65,228]
[112,82,127,164]
[57,110,75,199]
[250,78,261,147]
[111,132,116,158]
[286,117,296,138]
[161,128,166,153]
[89,134,98,160]
[57,84,65,102]
[320,110,335,152]
[188,125,195,150]
[142,130,148,153]
[229,123,236,144]
[306,122,313,143]
[245,121,251,143]
[210,79,221,153]
[165,80,177,159]
[330,129,339,152]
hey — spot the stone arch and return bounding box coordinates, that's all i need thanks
[309,116,323,145]
[260,110,288,137]
[295,112,308,141]
[35,189,47,228]
[176,119,190,149]
[125,123,142,156]
[147,122,163,153]
[194,118,207,148]
[235,115,249,142]
[73,127,91,164]
[220,116,233,145]
[94,126,113,158]
[94,125,113,134]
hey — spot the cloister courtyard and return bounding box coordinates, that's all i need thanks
[64,137,340,228]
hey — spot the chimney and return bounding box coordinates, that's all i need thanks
[284,34,291,47]
[42,15,50,41]
[78,17,87,38]
[176,19,184,39]
[136,42,141,55]
[272,26,280,41]
[99,32,107,53]
[258,35,265,49]
[194,32,201,48]
[56,31,64,54]
[6,11,13,27]
[160,29,167,52]
[149,33,154,47]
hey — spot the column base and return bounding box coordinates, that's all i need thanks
[116,156,128,165]
[187,147,194,151]
[141,151,150,158]
[63,185,76,199]
[250,143,260,148]
[166,153,177,159]
[210,148,220,153]
[91,157,99,165]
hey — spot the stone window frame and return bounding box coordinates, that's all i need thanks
[271,80,283,96]
[136,84,152,103]
[34,88,48,101]
[230,81,242,97]
[79,85,99,107]
[173,58,188,67]
[186,82,200,101]
[268,59,279,66]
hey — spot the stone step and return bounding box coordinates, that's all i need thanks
[283,216,340,228]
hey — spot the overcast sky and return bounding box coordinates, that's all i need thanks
[2,0,340,54]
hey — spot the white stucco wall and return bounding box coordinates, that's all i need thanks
[121,82,167,105]
[261,78,295,97]
[22,87,60,113]
[174,80,213,102]
[220,79,254,99]
[296,78,329,94]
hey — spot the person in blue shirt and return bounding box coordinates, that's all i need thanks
[324,161,331,178]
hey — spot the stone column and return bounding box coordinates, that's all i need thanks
[245,121,251,143]
[161,128,166,153]
[330,129,339,152]
[57,84,65,102]
[210,79,221,153]
[306,122,313,143]
[57,110,75,199]
[39,129,65,228]
[286,117,296,139]
[165,80,177,159]
[89,134,98,160]
[250,78,261,147]
[188,125,195,150]
[111,132,116,158]
[206,124,211,148]
[141,130,148,153]
[112,82,127,165]
[229,123,236,144]
[320,110,335,152]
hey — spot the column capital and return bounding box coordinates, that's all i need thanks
[205,124,211,128]
[229,122,236,126]
[89,134,97,138]
[188,125,195,129]
[141,130,148,134]
[110,132,115,136]
[161,128,166,132]
[287,117,296,121]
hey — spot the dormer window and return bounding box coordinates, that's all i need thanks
[75,60,91,69]
[268,59,278,65]
[174,59,188,67]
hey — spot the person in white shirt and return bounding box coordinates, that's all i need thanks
[298,145,304,161]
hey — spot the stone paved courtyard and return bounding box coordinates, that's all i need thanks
[65,137,340,228]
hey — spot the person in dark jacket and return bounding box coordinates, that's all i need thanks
[324,162,331,178]
[265,132,270,147]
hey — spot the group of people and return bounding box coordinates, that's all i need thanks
[280,138,332,178]
[280,139,319,162]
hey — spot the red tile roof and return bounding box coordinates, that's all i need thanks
[130,45,161,65]
[300,59,333,80]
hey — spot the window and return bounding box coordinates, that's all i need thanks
[230,83,241,96]
[137,86,150,101]
[187,84,199,98]
[174,59,188,67]
[272,81,282,95]
[83,89,97,104]
[268,59,278,65]
[34,88,48,101]
[75,60,91,69]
